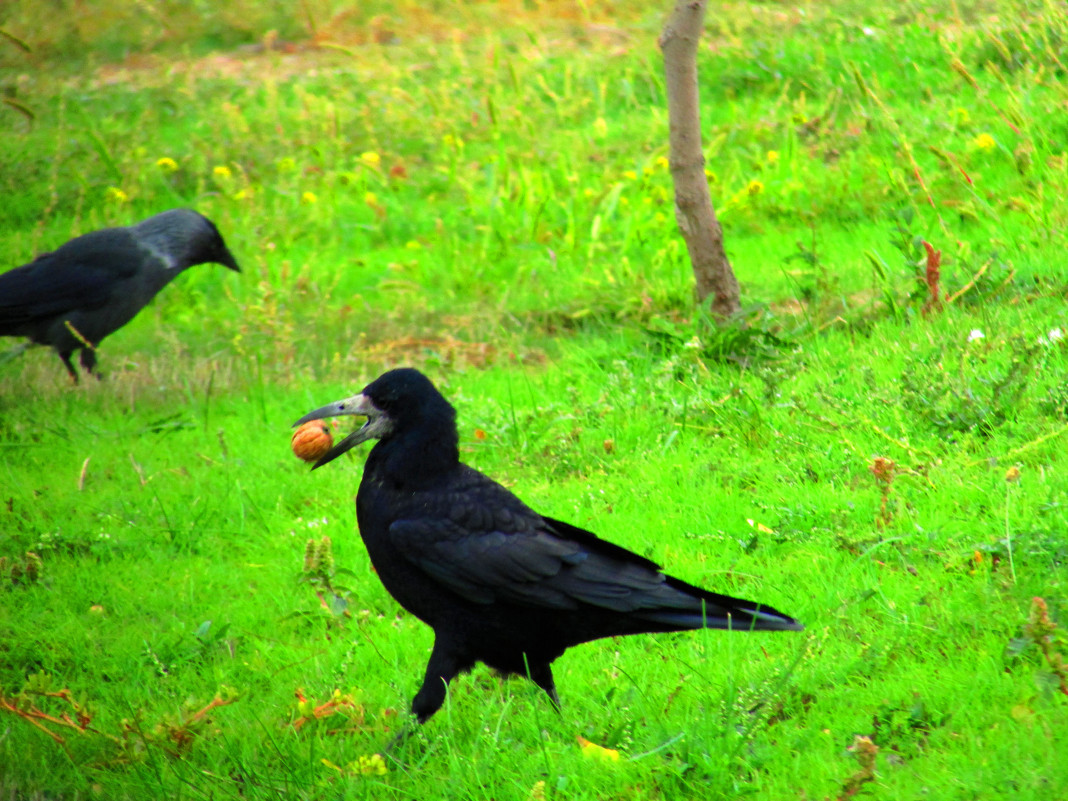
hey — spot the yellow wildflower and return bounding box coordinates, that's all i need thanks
[105,187,128,204]
[301,191,318,205]
[704,168,718,183]
[973,133,996,152]
[359,151,381,167]
[364,191,379,206]
[156,157,178,172]
[656,156,669,170]
[622,170,638,181]
[593,117,608,138]
[213,165,233,180]
[233,188,253,201]
[747,179,764,196]
[954,107,971,125]
[766,150,780,165]
[577,736,620,761]
[356,754,387,776]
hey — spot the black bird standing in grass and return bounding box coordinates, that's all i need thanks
[295,368,803,724]
[0,209,240,381]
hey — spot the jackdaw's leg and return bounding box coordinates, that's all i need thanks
[79,348,101,380]
[57,351,79,383]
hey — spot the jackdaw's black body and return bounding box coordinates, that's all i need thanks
[296,368,803,723]
[0,209,240,380]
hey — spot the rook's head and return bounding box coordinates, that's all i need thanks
[293,368,453,469]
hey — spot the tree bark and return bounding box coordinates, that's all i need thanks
[659,0,740,318]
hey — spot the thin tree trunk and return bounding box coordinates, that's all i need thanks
[659,0,740,318]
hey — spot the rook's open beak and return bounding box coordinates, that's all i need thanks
[293,393,387,469]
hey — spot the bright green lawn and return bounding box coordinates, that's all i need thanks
[1,1,1067,799]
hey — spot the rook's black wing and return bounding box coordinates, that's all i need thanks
[388,468,801,631]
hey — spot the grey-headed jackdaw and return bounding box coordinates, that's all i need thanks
[0,209,240,381]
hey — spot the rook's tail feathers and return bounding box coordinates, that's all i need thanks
[647,577,804,632]
[640,606,804,632]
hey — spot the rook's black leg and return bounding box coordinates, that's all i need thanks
[527,660,561,710]
[412,639,469,724]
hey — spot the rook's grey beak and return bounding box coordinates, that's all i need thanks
[293,393,382,469]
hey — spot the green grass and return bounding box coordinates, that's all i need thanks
[2,1,1067,798]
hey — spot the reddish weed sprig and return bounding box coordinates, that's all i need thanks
[921,241,942,317]
[143,692,240,756]
[837,735,878,800]
[869,456,897,528]
[0,682,106,748]
[1,674,238,759]
[291,687,367,734]
[1025,597,1068,696]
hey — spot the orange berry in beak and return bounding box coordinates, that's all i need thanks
[291,421,333,462]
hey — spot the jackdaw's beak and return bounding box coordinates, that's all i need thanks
[293,393,387,470]
[218,248,241,272]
